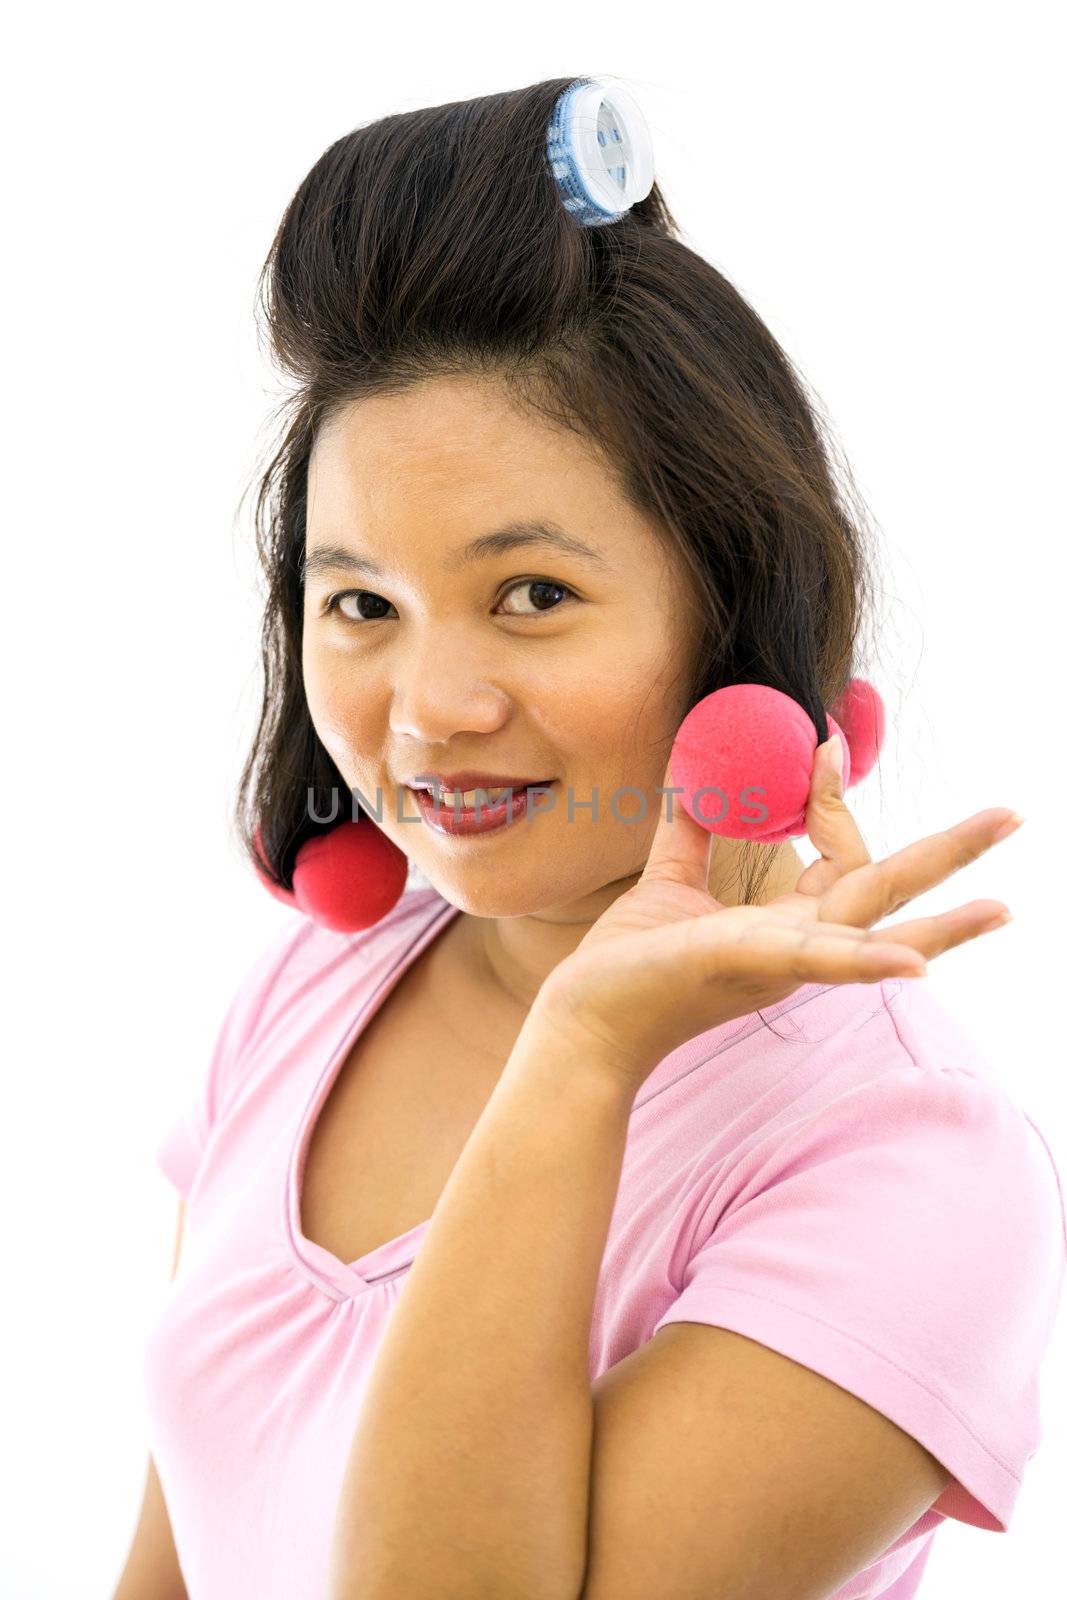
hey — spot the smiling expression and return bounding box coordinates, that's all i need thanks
[301,372,704,918]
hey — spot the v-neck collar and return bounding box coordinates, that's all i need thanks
[283,896,463,1301]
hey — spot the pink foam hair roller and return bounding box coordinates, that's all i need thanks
[669,678,885,843]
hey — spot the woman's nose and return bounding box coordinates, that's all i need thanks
[387,635,512,743]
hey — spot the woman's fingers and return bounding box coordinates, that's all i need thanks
[794,736,873,897]
[640,757,717,894]
[698,917,927,985]
[864,899,1013,960]
[696,895,1013,987]
[815,807,1020,930]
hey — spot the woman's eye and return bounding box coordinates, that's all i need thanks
[321,579,576,625]
[497,578,577,616]
[323,590,396,623]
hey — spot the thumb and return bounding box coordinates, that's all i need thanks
[804,735,871,876]
[640,757,716,889]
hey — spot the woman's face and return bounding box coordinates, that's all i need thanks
[301,373,703,919]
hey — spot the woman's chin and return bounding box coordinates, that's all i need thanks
[417,864,620,925]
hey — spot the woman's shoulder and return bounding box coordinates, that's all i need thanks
[642,974,1066,1265]
[766,977,1067,1266]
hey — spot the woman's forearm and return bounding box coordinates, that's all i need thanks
[328,1002,639,1600]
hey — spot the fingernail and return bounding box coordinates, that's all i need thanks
[992,813,1024,843]
[826,734,844,777]
[985,910,1013,930]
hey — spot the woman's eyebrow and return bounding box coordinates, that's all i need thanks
[301,519,612,582]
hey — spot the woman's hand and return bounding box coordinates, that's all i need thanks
[532,737,1023,1092]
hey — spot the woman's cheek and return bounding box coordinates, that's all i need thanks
[305,678,367,780]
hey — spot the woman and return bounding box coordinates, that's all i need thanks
[119,77,1063,1599]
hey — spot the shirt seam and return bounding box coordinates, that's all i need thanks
[880,983,1067,1262]
[633,983,838,1110]
[666,1279,1023,1487]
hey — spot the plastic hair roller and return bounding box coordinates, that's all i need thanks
[670,678,885,843]
[545,77,655,227]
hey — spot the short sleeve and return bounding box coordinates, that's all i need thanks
[652,1066,1066,1533]
[155,921,308,1200]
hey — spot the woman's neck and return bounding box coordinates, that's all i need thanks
[437,838,806,1018]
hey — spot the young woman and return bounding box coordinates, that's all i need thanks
[119,76,1063,1600]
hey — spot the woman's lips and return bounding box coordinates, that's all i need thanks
[405,781,557,837]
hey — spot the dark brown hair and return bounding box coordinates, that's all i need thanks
[236,74,890,908]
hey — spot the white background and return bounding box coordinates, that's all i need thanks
[2,2,1063,1594]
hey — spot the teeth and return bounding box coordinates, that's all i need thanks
[445,786,510,806]
[417,784,519,806]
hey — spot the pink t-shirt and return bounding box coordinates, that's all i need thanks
[144,883,1065,1600]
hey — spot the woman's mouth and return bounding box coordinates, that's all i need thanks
[405,781,557,838]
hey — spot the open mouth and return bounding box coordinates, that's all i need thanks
[408,780,554,806]
[405,780,558,834]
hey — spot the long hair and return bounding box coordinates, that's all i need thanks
[236,75,890,907]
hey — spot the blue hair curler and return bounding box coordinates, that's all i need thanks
[546,77,655,227]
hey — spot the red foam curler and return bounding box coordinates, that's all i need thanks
[253,819,408,934]
[670,678,884,843]
[827,675,885,786]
